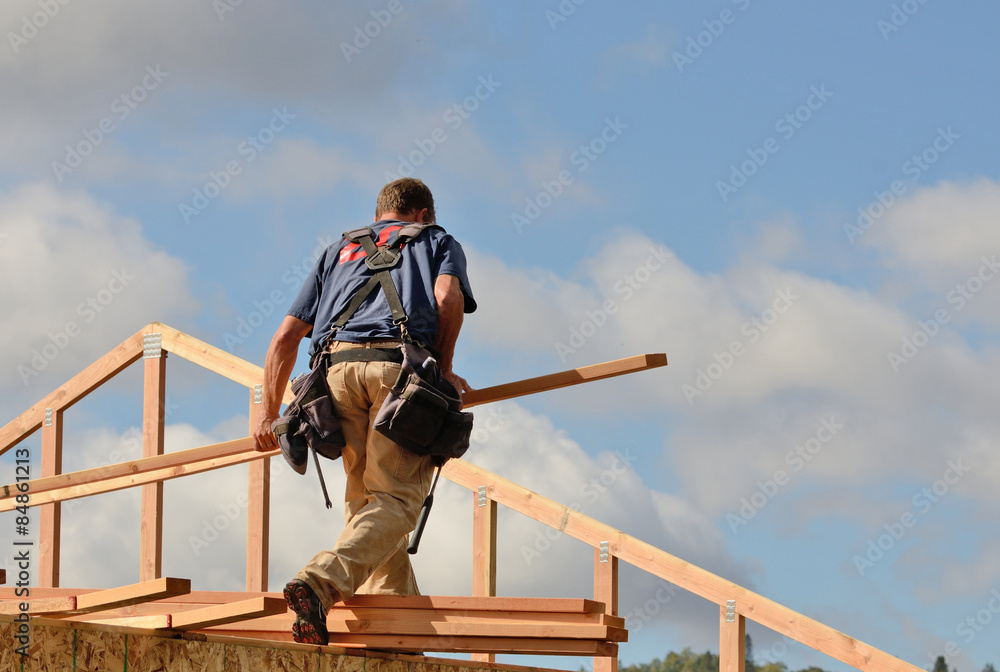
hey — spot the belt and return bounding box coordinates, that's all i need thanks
[325,347,404,366]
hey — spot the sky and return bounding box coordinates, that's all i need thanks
[1,1,999,671]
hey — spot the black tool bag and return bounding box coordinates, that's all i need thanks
[374,342,473,459]
[271,354,345,507]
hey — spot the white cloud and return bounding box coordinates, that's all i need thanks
[0,183,198,405]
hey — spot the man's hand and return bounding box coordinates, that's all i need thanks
[255,315,312,452]
[253,415,280,452]
[443,370,472,408]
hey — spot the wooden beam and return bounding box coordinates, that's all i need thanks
[471,488,498,663]
[720,603,746,672]
[170,596,287,631]
[461,353,666,409]
[74,577,191,614]
[442,459,925,672]
[0,329,147,455]
[0,596,76,615]
[140,348,166,582]
[1,437,257,503]
[0,438,272,512]
[246,385,269,592]
[157,324,294,405]
[38,407,63,588]
[593,544,619,672]
[339,595,607,613]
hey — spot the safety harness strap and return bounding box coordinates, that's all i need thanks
[322,223,438,351]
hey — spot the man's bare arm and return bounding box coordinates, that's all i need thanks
[253,315,313,451]
[433,273,471,396]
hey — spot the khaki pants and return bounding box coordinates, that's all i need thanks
[295,340,436,612]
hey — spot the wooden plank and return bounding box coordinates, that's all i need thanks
[157,324,294,405]
[201,631,618,656]
[334,619,624,641]
[442,459,925,672]
[2,437,258,504]
[38,408,63,587]
[593,545,620,672]
[472,489,498,664]
[246,386,270,592]
[337,595,607,613]
[74,577,191,613]
[140,351,166,582]
[461,353,666,409]
[196,609,624,633]
[720,606,746,672]
[0,328,146,455]
[0,439,272,512]
[0,596,76,615]
[83,614,172,629]
[170,596,287,631]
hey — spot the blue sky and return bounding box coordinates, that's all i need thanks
[2,1,1000,671]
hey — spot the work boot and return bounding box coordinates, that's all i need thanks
[283,579,329,645]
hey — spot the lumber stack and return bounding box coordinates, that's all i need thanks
[0,582,626,657]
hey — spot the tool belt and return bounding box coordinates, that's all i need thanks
[374,342,473,460]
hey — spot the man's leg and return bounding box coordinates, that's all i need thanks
[294,345,434,608]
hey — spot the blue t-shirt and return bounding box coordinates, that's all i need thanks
[288,220,477,358]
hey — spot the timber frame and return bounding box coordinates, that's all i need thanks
[0,323,923,672]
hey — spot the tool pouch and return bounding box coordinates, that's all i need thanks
[374,343,473,459]
[272,355,345,476]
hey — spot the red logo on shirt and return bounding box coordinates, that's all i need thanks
[339,226,403,265]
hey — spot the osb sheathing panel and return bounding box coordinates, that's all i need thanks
[128,635,226,672]
[226,644,319,672]
[76,629,127,672]
[5,624,542,672]
[321,652,367,672]
[0,621,19,671]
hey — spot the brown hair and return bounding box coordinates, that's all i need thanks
[375,178,436,223]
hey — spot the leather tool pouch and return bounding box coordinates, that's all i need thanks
[374,343,473,459]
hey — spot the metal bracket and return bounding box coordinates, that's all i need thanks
[143,333,163,359]
[726,600,736,622]
[254,384,263,404]
[599,541,610,563]
[477,486,487,507]
[44,408,53,427]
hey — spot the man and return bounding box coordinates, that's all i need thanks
[253,178,476,645]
